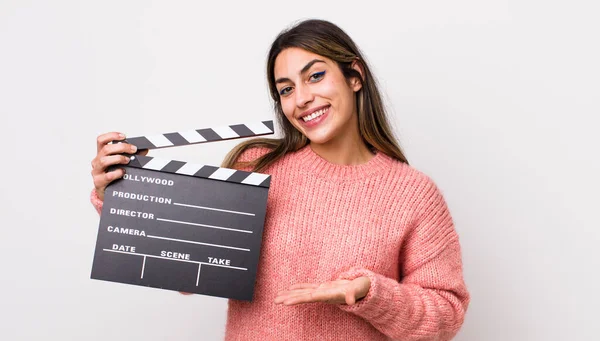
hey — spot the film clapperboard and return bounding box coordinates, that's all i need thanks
[91,121,274,301]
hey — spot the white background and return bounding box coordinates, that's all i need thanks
[1,1,598,340]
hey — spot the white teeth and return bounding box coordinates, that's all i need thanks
[302,108,327,122]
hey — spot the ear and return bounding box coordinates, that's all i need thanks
[350,59,364,92]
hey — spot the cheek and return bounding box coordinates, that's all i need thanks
[280,99,296,121]
[316,79,350,110]
[319,80,338,99]
[330,82,355,111]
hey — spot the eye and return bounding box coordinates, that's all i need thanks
[309,71,325,82]
[279,86,293,96]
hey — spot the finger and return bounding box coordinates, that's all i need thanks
[289,280,349,291]
[179,292,194,295]
[353,276,371,301]
[283,292,329,306]
[283,287,343,306]
[276,281,352,305]
[276,288,314,297]
[93,168,125,191]
[345,286,356,305]
[97,132,126,153]
[317,280,351,289]
[100,142,138,157]
[274,289,314,304]
[289,283,320,290]
[92,155,131,175]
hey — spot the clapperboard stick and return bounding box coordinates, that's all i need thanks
[123,120,275,150]
[119,120,275,186]
[92,120,274,300]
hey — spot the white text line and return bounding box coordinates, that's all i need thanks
[141,256,146,279]
[156,218,252,234]
[173,202,255,216]
[196,264,201,286]
[147,235,250,252]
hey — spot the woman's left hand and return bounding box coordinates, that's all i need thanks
[274,276,371,306]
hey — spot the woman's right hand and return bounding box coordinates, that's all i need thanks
[91,132,147,201]
[93,133,189,296]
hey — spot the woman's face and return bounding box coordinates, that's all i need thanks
[273,47,362,146]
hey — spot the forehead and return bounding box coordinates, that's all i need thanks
[274,47,331,77]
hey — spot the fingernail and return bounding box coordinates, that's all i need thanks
[131,146,137,153]
[119,133,126,139]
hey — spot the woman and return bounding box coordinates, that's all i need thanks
[90,19,470,341]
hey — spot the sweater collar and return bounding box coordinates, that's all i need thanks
[292,144,394,181]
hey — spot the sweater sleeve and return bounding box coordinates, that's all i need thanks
[90,189,103,215]
[336,179,470,341]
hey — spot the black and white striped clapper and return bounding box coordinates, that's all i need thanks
[90,120,274,301]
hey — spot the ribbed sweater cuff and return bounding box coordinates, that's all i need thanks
[90,189,103,214]
[336,267,405,321]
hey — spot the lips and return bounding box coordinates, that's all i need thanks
[299,105,330,123]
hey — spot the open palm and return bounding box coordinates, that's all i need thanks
[274,276,371,306]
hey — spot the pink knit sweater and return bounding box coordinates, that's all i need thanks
[90,145,470,341]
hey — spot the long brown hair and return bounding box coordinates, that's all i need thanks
[222,19,409,172]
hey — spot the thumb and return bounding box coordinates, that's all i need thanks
[345,286,356,305]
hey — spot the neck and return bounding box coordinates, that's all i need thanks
[309,130,374,166]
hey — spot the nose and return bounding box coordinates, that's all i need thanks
[295,83,314,108]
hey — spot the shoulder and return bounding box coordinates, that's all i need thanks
[235,146,272,163]
[384,155,437,187]
[385,157,449,209]
[228,146,274,172]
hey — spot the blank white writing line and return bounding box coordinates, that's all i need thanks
[141,256,146,279]
[147,235,250,252]
[156,218,252,234]
[196,264,201,286]
[173,202,255,216]
[102,249,248,270]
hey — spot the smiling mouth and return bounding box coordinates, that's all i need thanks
[301,106,330,122]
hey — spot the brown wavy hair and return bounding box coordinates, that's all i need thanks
[222,19,408,172]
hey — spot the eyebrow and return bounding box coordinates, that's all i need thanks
[275,59,326,84]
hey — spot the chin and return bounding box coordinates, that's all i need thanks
[304,132,336,146]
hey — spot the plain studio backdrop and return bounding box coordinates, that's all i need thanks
[0,1,598,340]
